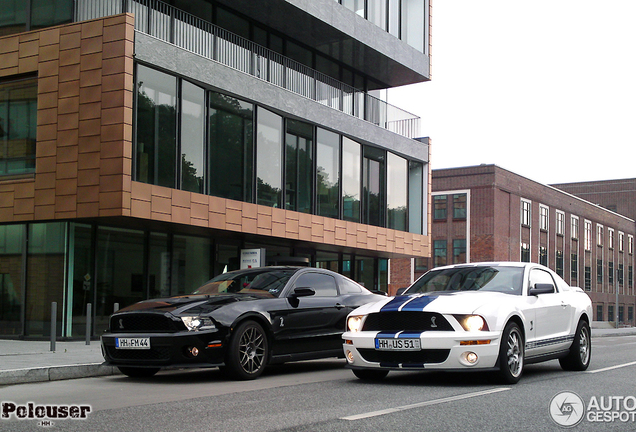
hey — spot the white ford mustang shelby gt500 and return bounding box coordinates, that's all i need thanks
[342,262,592,383]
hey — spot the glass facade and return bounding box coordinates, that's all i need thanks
[342,137,361,222]
[387,152,407,231]
[316,128,340,218]
[256,107,283,208]
[135,65,177,188]
[363,146,385,227]
[0,0,72,36]
[208,91,254,202]
[285,120,314,213]
[180,81,206,193]
[0,225,24,336]
[0,76,37,176]
[133,67,425,234]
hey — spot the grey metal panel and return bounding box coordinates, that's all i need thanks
[214,0,430,87]
[135,33,429,163]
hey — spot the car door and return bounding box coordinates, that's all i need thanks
[274,271,346,355]
[525,268,573,355]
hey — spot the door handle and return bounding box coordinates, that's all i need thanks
[335,303,345,310]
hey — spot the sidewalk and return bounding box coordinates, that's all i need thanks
[1,326,635,386]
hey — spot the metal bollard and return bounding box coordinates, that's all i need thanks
[50,302,57,352]
[85,303,92,345]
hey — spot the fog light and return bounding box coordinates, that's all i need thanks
[189,347,199,357]
[346,350,354,364]
[465,352,478,364]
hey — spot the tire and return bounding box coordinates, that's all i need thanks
[224,320,268,380]
[352,368,389,381]
[118,366,160,378]
[559,320,591,371]
[497,322,524,384]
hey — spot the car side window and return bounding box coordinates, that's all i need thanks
[528,269,557,294]
[294,273,338,297]
[339,278,363,294]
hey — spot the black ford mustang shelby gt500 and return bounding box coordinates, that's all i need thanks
[101,266,384,380]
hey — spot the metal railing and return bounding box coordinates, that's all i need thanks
[74,0,421,139]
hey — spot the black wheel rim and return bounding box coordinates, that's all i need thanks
[238,326,265,374]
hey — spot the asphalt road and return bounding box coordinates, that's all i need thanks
[1,335,635,432]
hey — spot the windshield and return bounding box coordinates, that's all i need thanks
[192,269,296,298]
[406,266,525,295]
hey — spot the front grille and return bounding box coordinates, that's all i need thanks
[106,346,172,361]
[110,313,183,333]
[362,312,453,332]
[358,348,450,364]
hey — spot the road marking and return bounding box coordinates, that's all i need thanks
[341,387,511,421]
[587,360,636,374]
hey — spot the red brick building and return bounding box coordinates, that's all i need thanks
[428,165,635,326]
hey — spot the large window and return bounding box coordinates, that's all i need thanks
[521,200,531,227]
[453,194,467,219]
[453,239,466,264]
[316,128,340,218]
[135,65,177,188]
[208,91,254,202]
[180,81,205,193]
[363,146,385,227]
[342,137,361,222]
[433,195,447,220]
[285,120,313,213]
[0,76,37,176]
[0,0,72,36]
[433,240,447,267]
[387,152,407,231]
[256,108,283,208]
[408,161,424,234]
[0,224,24,336]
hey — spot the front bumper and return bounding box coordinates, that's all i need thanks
[101,329,227,369]
[342,330,501,371]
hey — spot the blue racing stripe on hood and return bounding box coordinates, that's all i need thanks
[379,296,415,312]
[400,295,438,311]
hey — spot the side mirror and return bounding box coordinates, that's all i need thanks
[290,287,315,298]
[529,283,555,296]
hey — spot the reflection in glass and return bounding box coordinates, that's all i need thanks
[342,137,361,222]
[31,0,72,29]
[387,152,407,231]
[316,128,340,218]
[26,223,66,337]
[180,81,205,193]
[95,227,145,335]
[408,161,423,234]
[402,0,425,52]
[256,107,283,207]
[172,235,211,296]
[135,65,177,188]
[0,76,37,175]
[0,224,24,336]
[363,146,384,227]
[208,92,254,202]
[285,120,313,213]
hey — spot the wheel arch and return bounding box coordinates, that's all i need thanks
[228,312,274,355]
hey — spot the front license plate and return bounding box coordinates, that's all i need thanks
[375,338,421,351]
[116,337,150,349]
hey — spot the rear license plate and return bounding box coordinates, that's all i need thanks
[375,338,421,351]
[116,337,150,349]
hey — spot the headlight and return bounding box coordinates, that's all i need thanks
[181,316,216,331]
[347,315,364,332]
[456,315,488,332]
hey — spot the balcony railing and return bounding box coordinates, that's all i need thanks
[74,0,421,139]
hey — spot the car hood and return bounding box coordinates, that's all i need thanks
[353,291,517,316]
[117,293,273,315]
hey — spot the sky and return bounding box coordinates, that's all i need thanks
[389,0,636,185]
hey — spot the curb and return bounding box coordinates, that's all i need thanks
[0,364,119,386]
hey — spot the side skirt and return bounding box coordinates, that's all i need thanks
[525,349,570,365]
